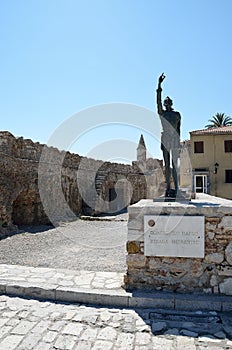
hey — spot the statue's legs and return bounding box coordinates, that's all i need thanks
[163,147,171,194]
[172,147,179,192]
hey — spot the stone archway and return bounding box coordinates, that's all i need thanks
[12,189,49,226]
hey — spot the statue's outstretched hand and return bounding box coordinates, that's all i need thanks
[158,73,165,85]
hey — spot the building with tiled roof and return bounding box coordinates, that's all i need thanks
[180,126,232,199]
[190,125,232,135]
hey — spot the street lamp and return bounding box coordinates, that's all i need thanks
[214,162,219,174]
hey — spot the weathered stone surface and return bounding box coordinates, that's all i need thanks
[127,229,144,242]
[218,216,232,230]
[207,232,215,240]
[126,255,146,269]
[126,196,232,295]
[214,331,226,339]
[219,278,232,295]
[206,217,220,223]
[152,321,167,333]
[210,275,218,287]
[217,266,232,276]
[127,242,140,254]
[148,258,161,270]
[206,222,217,231]
[180,329,198,337]
[225,242,232,265]
[205,253,224,264]
[0,132,164,237]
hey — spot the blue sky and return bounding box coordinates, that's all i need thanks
[1,0,232,161]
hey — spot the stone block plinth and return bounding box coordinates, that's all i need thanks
[125,193,232,295]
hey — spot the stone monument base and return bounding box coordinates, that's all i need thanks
[153,188,191,202]
[125,194,232,295]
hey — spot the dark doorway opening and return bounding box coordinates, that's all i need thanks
[12,190,49,226]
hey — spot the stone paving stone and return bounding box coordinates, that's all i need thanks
[17,310,31,318]
[48,320,67,331]
[176,336,197,350]
[50,311,64,320]
[0,318,9,327]
[111,313,124,322]
[62,322,84,336]
[135,332,152,345]
[179,329,198,337]
[63,310,79,320]
[2,310,17,318]
[0,334,24,350]
[152,321,167,333]
[121,322,136,333]
[11,319,37,334]
[74,273,95,286]
[134,346,153,350]
[97,326,117,341]
[152,337,174,350]
[43,330,58,343]
[198,336,224,343]
[6,318,20,327]
[81,313,99,325]
[227,340,232,347]
[54,334,77,349]
[214,331,227,339]
[108,321,121,329]
[91,282,105,289]
[31,320,51,334]
[92,340,113,350]
[1,295,232,350]
[0,325,12,337]
[115,333,135,350]
[80,327,98,341]
[33,342,51,350]
[4,298,20,310]
[31,307,52,318]
[17,333,41,349]
[99,310,112,322]
[105,282,122,289]
[74,340,92,350]
[58,280,75,287]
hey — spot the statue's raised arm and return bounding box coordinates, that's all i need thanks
[158,73,165,88]
[156,73,165,115]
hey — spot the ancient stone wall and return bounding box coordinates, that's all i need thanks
[0,131,164,237]
[125,194,232,296]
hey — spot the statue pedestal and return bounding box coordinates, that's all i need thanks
[153,188,191,202]
[125,194,232,295]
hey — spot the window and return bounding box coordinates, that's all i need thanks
[194,141,204,153]
[225,140,232,152]
[225,170,232,183]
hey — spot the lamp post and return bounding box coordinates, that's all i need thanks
[214,162,219,174]
[214,162,219,197]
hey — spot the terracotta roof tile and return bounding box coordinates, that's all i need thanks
[190,125,232,135]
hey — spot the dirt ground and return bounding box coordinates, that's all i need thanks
[0,215,128,272]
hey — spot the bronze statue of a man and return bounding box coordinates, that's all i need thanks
[156,73,181,197]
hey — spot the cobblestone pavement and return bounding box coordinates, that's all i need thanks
[0,264,123,293]
[0,295,232,350]
[0,215,128,272]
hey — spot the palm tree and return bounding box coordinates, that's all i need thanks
[205,113,232,128]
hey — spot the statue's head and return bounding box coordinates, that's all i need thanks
[164,96,173,110]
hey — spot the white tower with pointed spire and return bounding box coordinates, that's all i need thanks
[137,134,146,163]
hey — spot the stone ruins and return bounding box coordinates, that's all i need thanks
[0,131,164,237]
